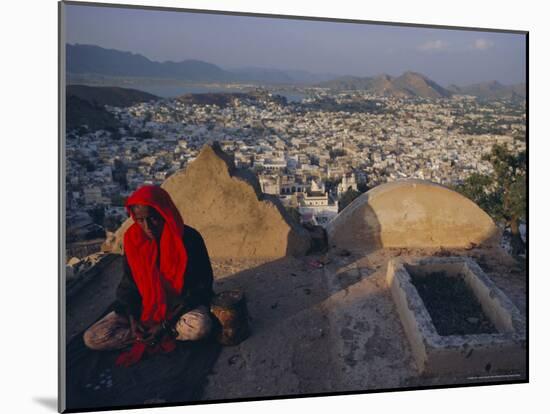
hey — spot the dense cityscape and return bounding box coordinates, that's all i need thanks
[65,88,526,255]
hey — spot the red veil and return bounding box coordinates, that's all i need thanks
[115,185,188,367]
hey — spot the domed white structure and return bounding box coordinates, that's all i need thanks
[326,179,500,251]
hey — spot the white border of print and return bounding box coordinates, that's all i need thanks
[3,0,547,413]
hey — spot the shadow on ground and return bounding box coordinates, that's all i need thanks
[32,397,57,412]
[63,244,527,409]
[65,302,222,411]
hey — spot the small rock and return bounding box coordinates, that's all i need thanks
[466,242,478,250]
[228,355,240,365]
[85,383,92,388]
[466,317,479,324]
[93,386,100,391]
[436,247,452,257]
[308,260,324,269]
[319,255,332,265]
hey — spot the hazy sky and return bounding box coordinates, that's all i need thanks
[65,3,526,86]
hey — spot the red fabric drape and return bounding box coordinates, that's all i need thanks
[115,185,188,367]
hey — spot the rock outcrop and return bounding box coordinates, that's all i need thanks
[103,142,311,260]
[326,179,500,252]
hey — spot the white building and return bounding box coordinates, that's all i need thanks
[259,175,280,195]
[337,173,358,197]
[298,189,339,228]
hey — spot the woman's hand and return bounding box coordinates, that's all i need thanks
[129,316,171,345]
[129,315,147,342]
[140,323,165,344]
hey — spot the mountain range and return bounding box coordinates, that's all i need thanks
[66,44,525,100]
[66,44,334,85]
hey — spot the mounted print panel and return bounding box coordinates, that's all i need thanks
[58,1,528,412]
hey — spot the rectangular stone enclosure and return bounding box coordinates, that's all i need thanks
[386,256,526,377]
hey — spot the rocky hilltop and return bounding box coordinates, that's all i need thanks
[103,142,312,260]
[319,71,452,98]
[66,85,159,132]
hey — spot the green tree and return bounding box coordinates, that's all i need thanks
[455,173,497,215]
[454,144,526,255]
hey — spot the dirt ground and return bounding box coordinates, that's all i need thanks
[65,244,526,403]
[201,245,527,400]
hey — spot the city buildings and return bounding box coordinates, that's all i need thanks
[66,89,526,247]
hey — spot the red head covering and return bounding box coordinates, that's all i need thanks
[124,185,188,323]
[115,185,188,367]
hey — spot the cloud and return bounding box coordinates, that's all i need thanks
[418,40,449,52]
[472,38,494,50]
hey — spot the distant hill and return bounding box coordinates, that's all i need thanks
[66,94,119,132]
[67,85,159,107]
[319,71,451,98]
[392,71,451,98]
[447,81,526,100]
[66,85,159,132]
